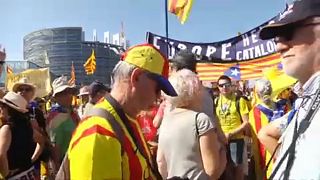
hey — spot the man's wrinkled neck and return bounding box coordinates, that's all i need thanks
[110,86,138,118]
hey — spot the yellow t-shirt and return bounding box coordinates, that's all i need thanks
[216,95,249,139]
[68,98,157,180]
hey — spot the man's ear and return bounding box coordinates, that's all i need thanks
[130,68,144,87]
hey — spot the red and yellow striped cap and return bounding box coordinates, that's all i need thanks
[121,44,177,96]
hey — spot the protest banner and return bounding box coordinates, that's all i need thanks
[6,68,52,97]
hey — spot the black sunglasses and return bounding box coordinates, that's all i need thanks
[218,83,231,88]
[17,87,32,92]
[274,22,320,43]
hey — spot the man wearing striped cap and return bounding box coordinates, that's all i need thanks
[67,44,177,179]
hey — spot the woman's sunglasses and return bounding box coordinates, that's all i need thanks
[17,87,32,92]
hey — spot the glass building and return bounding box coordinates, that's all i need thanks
[24,27,124,85]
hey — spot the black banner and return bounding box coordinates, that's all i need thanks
[147,16,279,63]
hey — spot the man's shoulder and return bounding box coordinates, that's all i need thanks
[80,99,120,129]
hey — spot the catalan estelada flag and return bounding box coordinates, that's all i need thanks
[249,105,275,179]
[68,61,76,85]
[197,53,282,82]
[83,49,96,75]
[6,65,13,75]
[168,0,194,24]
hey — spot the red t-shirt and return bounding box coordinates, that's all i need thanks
[137,106,158,142]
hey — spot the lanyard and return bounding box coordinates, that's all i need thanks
[269,86,320,180]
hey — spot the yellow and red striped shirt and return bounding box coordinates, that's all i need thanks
[68,98,157,180]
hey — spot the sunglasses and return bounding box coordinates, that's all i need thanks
[274,22,320,43]
[145,72,162,94]
[218,83,231,88]
[17,87,32,92]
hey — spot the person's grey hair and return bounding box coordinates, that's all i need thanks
[165,69,202,108]
[255,78,272,99]
[111,61,136,87]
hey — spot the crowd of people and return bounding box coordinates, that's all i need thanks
[0,0,320,179]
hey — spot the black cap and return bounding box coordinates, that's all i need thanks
[260,0,320,40]
[170,50,197,72]
[89,80,109,97]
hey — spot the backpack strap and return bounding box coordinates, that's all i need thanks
[213,96,219,112]
[87,107,125,155]
[195,112,201,136]
[236,96,242,122]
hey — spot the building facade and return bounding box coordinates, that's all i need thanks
[23,27,124,85]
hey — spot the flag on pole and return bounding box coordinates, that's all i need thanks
[6,65,13,75]
[68,61,76,85]
[168,0,194,24]
[83,49,96,75]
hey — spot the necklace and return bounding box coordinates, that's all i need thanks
[220,96,232,114]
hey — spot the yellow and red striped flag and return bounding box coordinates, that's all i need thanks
[197,53,283,82]
[68,61,76,85]
[168,0,194,24]
[83,49,96,75]
[6,65,13,75]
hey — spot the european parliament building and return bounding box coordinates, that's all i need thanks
[23,27,124,85]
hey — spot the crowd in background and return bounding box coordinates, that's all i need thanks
[0,48,297,180]
[1,0,320,179]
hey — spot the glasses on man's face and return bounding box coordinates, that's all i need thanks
[17,87,31,92]
[145,72,161,95]
[218,83,231,88]
[274,22,320,43]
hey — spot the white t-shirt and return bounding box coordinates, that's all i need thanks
[271,72,320,179]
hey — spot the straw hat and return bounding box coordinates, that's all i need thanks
[0,92,28,113]
[12,77,36,94]
[52,76,76,97]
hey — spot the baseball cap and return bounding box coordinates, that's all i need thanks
[121,44,177,96]
[89,81,109,97]
[260,0,320,40]
[170,50,197,72]
[78,86,90,96]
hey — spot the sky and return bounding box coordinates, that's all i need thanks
[0,0,285,60]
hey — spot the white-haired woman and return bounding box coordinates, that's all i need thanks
[248,78,281,179]
[157,69,226,180]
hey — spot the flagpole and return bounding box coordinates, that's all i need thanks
[165,0,169,58]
